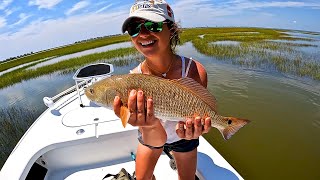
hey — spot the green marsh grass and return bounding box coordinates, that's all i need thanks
[0,106,39,169]
[0,35,130,73]
[188,27,320,79]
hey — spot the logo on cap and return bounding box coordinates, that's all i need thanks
[131,2,152,13]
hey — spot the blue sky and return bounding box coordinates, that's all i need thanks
[0,0,320,61]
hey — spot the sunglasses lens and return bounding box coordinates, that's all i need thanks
[127,22,141,37]
[144,21,163,32]
[127,21,164,37]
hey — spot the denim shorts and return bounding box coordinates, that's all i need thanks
[137,130,199,152]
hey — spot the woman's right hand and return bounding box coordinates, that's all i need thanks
[113,89,167,146]
[113,89,160,127]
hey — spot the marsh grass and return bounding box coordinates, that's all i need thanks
[0,35,130,73]
[0,27,319,90]
[0,106,39,169]
[0,47,138,89]
[188,27,320,79]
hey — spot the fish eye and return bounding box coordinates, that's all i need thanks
[89,88,94,94]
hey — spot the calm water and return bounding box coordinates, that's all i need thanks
[28,42,133,69]
[0,41,320,179]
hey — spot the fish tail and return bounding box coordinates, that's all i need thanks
[218,116,250,140]
[120,106,130,128]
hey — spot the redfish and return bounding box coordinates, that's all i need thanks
[85,74,249,140]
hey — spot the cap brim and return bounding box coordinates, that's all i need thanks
[121,12,166,33]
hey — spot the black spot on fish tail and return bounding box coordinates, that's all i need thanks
[220,116,250,140]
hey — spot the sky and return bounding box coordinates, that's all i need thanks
[0,0,320,61]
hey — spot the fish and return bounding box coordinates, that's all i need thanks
[85,73,250,140]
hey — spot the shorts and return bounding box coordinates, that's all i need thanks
[137,130,199,153]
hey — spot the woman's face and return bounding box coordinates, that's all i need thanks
[128,18,171,58]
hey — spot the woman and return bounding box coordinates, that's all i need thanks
[113,1,212,179]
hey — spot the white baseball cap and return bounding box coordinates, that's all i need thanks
[122,0,175,33]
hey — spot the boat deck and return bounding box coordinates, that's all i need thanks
[1,76,243,180]
[46,154,177,179]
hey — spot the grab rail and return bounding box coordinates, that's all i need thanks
[43,80,89,108]
[43,63,114,108]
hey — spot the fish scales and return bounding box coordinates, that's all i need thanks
[85,74,250,140]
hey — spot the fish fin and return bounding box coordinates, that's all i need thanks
[218,116,250,140]
[171,78,217,111]
[120,106,130,128]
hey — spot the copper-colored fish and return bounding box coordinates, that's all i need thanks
[85,74,249,140]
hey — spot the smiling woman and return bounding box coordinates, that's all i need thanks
[113,1,213,180]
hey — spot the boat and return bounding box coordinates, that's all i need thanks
[0,63,243,180]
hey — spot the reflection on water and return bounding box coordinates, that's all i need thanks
[0,58,48,76]
[0,41,320,179]
[284,31,320,40]
[267,39,320,55]
[0,72,74,109]
[210,41,240,46]
[28,42,133,70]
[178,42,320,179]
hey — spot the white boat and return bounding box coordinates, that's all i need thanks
[0,63,243,180]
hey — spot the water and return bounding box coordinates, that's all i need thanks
[210,41,240,46]
[1,42,320,179]
[0,58,46,76]
[28,42,133,70]
[179,43,320,179]
[284,31,320,41]
[267,39,320,55]
[0,42,133,76]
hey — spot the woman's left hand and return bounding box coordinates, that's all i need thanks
[176,116,212,140]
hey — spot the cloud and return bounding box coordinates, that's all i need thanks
[10,13,32,27]
[95,4,113,14]
[1,0,320,60]
[171,0,320,27]
[0,0,13,10]
[4,9,14,16]
[65,1,90,16]
[172,0,320,15]
[0,17,6,28]
[28,0,63,9]
[227,0,320,10]
[0,10,128,60]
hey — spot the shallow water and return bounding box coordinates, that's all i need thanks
[210,41,240,46]
[1,41,320,179]
[180,42,320,179]
[0,58,46,76]
[28,42,133,70]
[267,39,320,56]
[284,31,320,40]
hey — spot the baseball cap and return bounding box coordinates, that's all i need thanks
[122,0,175,33]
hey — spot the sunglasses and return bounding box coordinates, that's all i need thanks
[127,21,167,37]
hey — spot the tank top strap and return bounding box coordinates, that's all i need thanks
[129,63,143,74]
[185,57,193,78]
[181,56,186,78]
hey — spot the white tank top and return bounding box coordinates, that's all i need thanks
[130,56,193,143]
